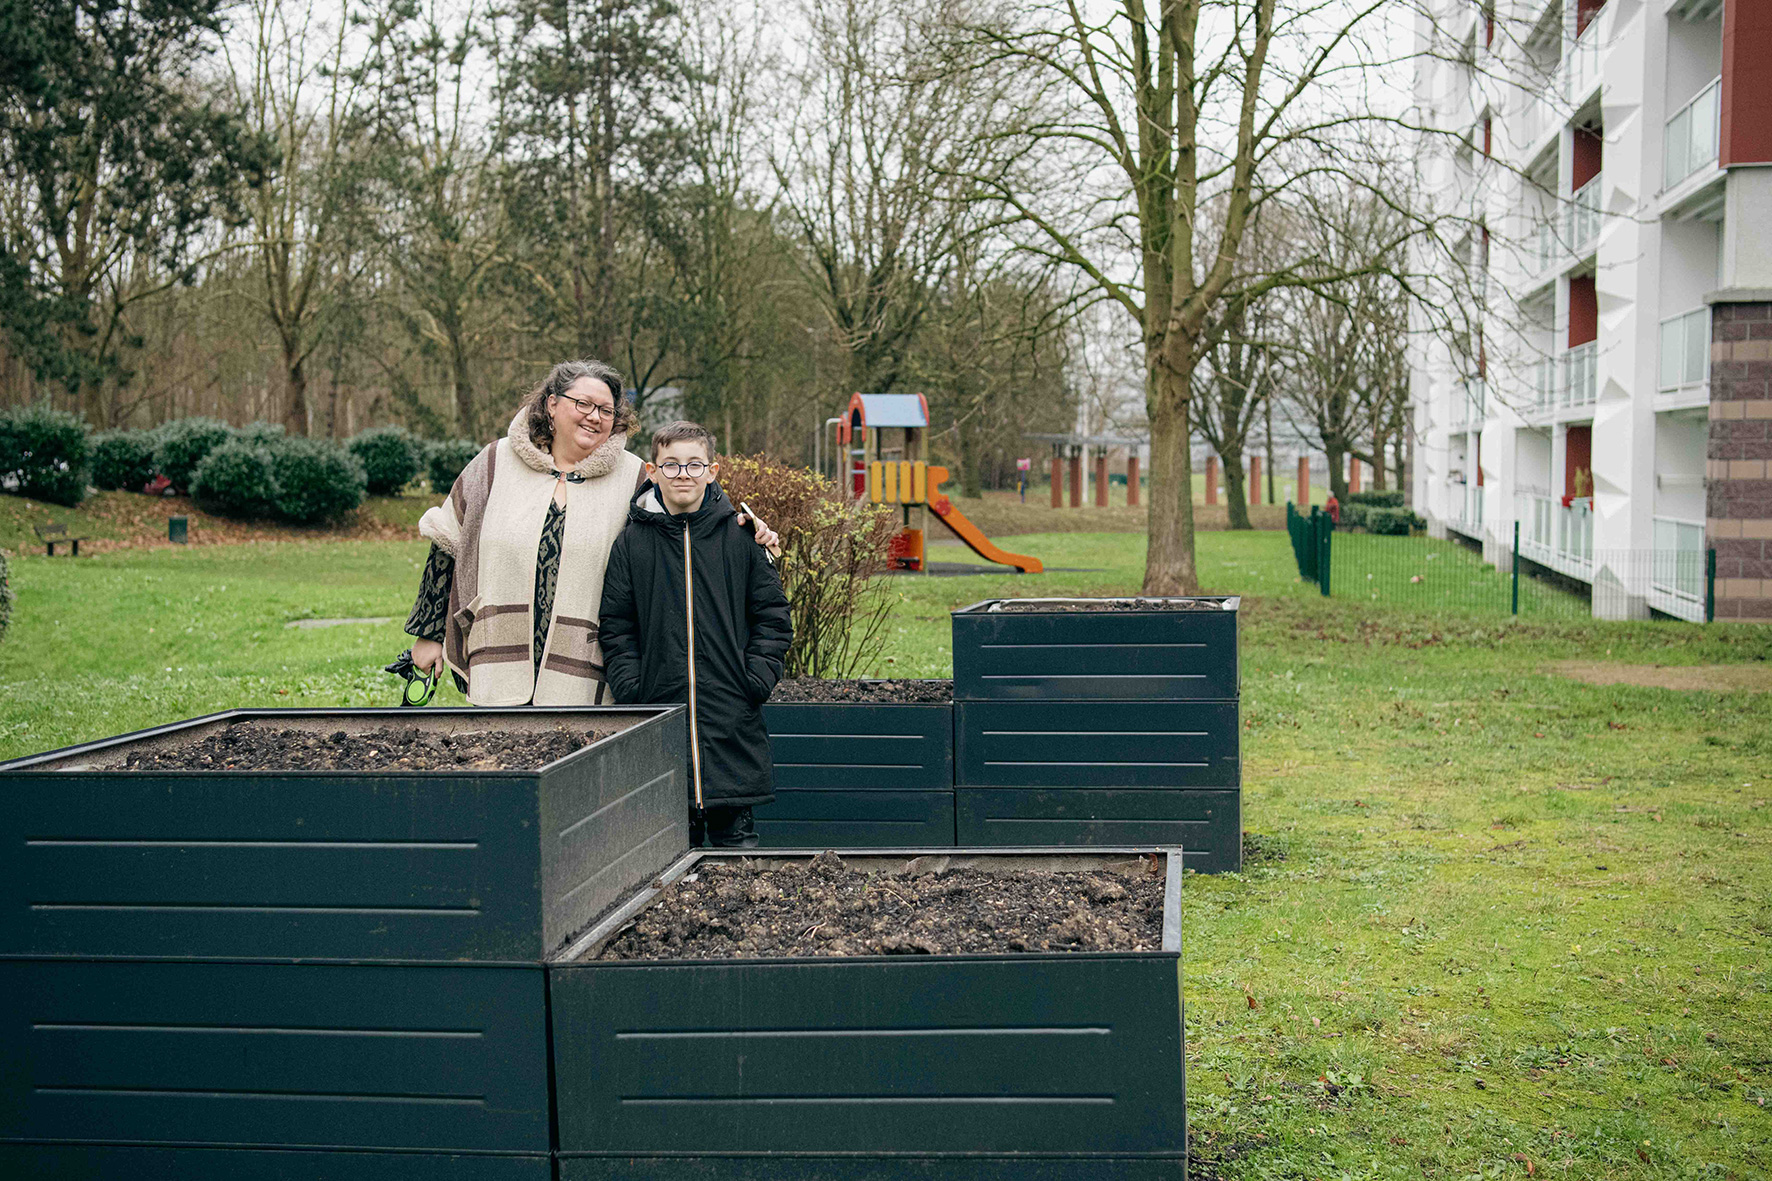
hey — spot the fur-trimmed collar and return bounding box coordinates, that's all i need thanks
[506,409,630,480]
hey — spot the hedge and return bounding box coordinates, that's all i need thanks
[190,440,280,519]
[90,430,162,492]
[152,418,235,492]
[425,438,482,493]
[268,437,367,523]
[0,404,91,507]
[1345,488,1405,508]
[349,426,423,496]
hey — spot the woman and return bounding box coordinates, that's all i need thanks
[405,359,775,706]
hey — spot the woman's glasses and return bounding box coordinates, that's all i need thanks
[656,459,710,478]
[553,392,615,421]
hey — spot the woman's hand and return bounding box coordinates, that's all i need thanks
[737,509,781,556]
[411,638,445,677]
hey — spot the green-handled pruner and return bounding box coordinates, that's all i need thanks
[384,649,440,706]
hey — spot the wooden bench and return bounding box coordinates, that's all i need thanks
[32,521,90,556]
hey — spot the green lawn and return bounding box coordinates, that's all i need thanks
[1,531,1768,1178]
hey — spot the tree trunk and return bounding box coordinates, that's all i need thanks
[1371,426,1388,490]
[1220,447,1252,530]
[449,330,475,439]
[1142,365,1199,594]
[1325,438,1349,501]
[958,417,982,498]
[284,350,310,436]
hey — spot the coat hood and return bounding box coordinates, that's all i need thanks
[507,408,631,480]
[629,478,738,537]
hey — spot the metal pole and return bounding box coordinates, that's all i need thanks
[1511,520,1520,616]
[1706,547,1716,623]
[1318,512,1332,597]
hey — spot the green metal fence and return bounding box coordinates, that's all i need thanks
[1285,507,1717,621]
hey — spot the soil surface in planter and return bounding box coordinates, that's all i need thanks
[115,725,614,771]
[595,851,1165,960]
[772,678,953,704]
[992,598,1226,613]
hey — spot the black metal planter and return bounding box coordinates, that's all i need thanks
[0,707,686,1178]
[950,600,1243,870]
[547,848,1187,1180]
[757,694,955,847]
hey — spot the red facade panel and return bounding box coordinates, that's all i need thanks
[1568,275,1598,348]
[1722,0,1772,167]
[1564,426,1592,500]
[1571,126,1603,190]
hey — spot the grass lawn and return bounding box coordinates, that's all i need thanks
[1,530,1768,1178]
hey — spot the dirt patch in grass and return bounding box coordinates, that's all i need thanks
[595,850,1168,960]
[117,724,610,771]
[1548,660,1772,693]
[772,678,953,703]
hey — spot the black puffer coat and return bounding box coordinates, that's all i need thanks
[599,480,792,808]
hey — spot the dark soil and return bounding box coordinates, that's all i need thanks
[595,851,1167,960]
[118,724,611,771]
[991,597,1230,613]
[772,678,953,704]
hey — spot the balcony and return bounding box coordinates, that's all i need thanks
[1663,77,1720,191]
[1530,357,1557,418]
[1647,516,1707,622]
[1561,341,1597,411]
[1658,306,1710,407]
[1520,494,1593,579]
[1562,20,1602,103]
[1448,481,1484,536]
[1565,176,1600,255]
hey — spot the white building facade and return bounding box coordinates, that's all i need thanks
[1410,0,1772,622]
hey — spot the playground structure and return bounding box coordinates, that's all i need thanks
[837,393,1042,573]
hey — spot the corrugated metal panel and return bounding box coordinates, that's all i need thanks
[956,701,1239,788]
[957,788,1240,871]
[753,790,955,847]
[952,602,1239,701]
[0,960,550,1153]
[550,955,1183,1159]
[762,701,952,791]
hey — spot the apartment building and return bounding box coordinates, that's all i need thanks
[1409,0,1772,621]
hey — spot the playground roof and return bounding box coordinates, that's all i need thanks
[848,393,929,429]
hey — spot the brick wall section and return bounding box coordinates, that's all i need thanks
[1707,302,1772,620]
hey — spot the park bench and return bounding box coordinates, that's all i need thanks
[31,521,90,556]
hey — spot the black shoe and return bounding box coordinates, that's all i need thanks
[706,805,759,849]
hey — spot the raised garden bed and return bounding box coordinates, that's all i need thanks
[758,683,954,848]
[548,848,1186,1179]
[952,597,1240,701]
[0,707,685,1175]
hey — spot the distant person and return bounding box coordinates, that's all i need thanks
[1325,492,1341,525]
[402,361,777,705]
[599,421,793,848]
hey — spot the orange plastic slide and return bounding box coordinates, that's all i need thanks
[923,465,1043,573]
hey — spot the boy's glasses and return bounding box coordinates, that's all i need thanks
[656,460,710,478]
[553,392,615,421]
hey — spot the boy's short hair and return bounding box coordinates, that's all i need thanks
[651,421,718,461]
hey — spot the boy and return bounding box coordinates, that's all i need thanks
[599,422,792,847]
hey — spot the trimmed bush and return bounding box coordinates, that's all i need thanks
[1365,507,1423,535]
[90,430,162,492]
[0,547,12,643]
[425,438,482,493]
[1345,488,1405,508]
[268,437,366,523]
[350,425,423,496]
[190,440,279,519]
[0,404,91,506]
[1339,504,1367,531]
[153,418,234,492]
[235,422,286,447]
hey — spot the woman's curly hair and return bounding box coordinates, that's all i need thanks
[521,359,638,450]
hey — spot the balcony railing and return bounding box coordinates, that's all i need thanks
[1648,516,1706,619]
[1536,219,1556,275]
[1566,176,1600,254]
[1520,493,1593,578]
[1563,19,1601,103]
[1449,481,1484,534]
[1562,341,1597,409]
[1663,76,1721,191]
[1532,357,1557,415]
[1659,306,1710,398]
